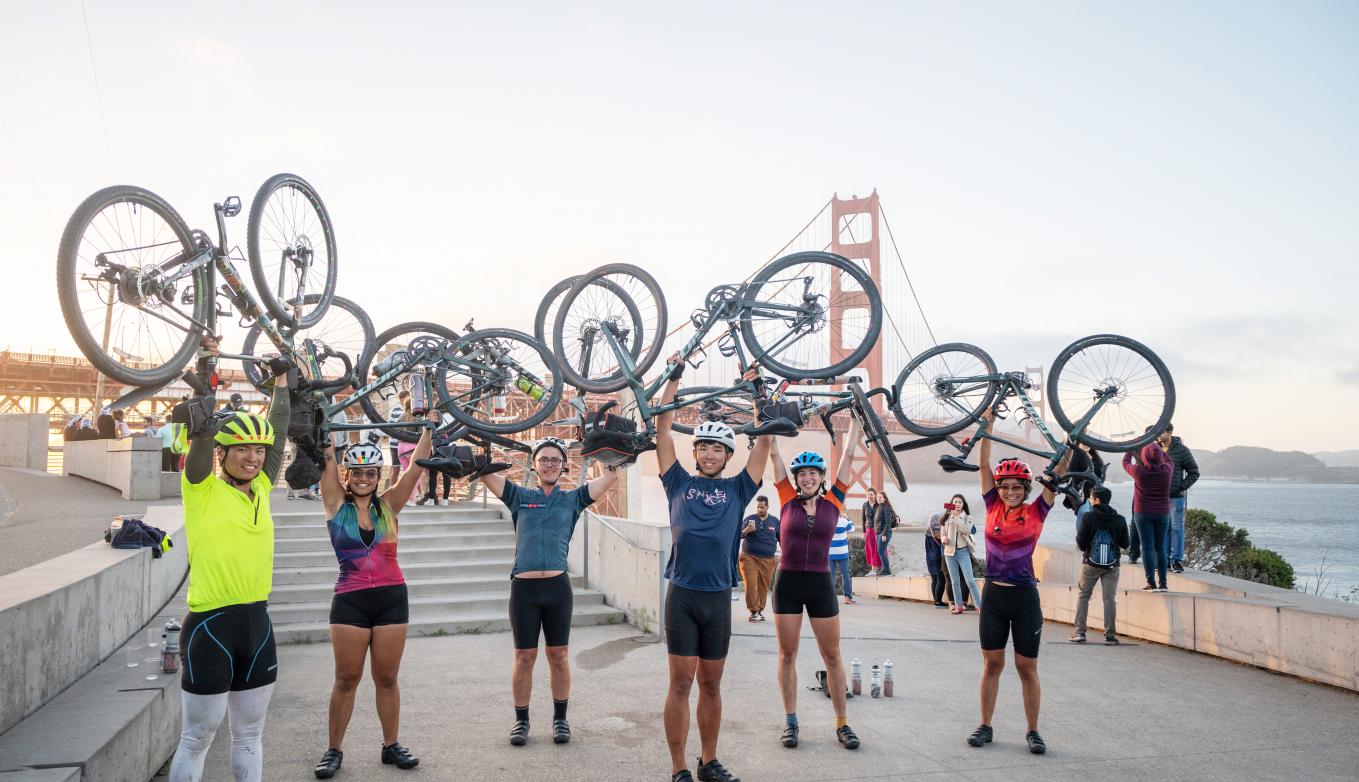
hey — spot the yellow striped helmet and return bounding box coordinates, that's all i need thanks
[214,411,275,447]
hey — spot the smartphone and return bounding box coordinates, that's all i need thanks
[944,502,957,511]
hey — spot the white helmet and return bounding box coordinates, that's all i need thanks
[692,421,736,451]
[531,436,570,461]
[342,443,385,468]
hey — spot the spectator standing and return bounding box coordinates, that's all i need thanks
[925,521,946,607]
[1158,424,1199,573]
[160,418,181,472]
[739,496,779,621]
[109,410,131,439]
[871,494,898,576]
[940,494,980,614]
[829,513,855,605]
[1069,487,1130,644]
[96,408,116,439]
[1124,442,1173,591]
[862,489,881,574]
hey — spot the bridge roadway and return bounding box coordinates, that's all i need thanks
[201,587,1356,781]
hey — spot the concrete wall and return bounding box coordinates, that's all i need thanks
[0,415,48,470]
[0,505,186,736]
[62,437,166,500]
[856,541,1359,692]
[569,512,670,637]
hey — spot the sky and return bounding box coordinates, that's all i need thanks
[1,1,1356,452]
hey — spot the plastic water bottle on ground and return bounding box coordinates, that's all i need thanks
[883,659,894,697]
[870,664,882,698]
[850,658,862,695]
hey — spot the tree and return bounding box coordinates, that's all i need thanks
[1220,547,1296,590]
[1182,508,1251,570]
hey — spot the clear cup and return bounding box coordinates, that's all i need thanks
[125,647,140,668]
[144,668,159,681]
[147,628,161,648]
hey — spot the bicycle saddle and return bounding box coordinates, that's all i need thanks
[747,416,800,438]
[417,444,510,479]
[938,455,980,473]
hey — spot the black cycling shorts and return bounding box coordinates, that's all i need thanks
[510,573,574,649]
[330,583,409,628]
[772,570,839,619]
[665,584,732,660]
[978,583,1044,658]
[180,601,277,695]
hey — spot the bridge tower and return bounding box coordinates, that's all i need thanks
[827,191,884,503]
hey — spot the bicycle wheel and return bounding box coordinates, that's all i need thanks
[739,251,882,380]
[247,173,337,329]
[668,386,758,435]
[56,185,207,387]
[535,274,645,361]
[552,263,668,393]
[1048,334,1175,451]
[240,295,374,391]
[434,328,563,434]
[891,343,998,436]
[852,384,907,492]
[356,321,464,444]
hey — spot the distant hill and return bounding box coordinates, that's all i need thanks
[1193,446,1359,483]
[1313,450,1359,468]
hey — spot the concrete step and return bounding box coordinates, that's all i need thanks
[272,557,516,586]
[274,530,516,553]
[269,573,583,604]
[269,588,608,626]
[274,602,625,645]
[273,518,509,539]
[274,544,512,569]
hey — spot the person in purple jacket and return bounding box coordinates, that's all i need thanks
[1124,442,1173,591]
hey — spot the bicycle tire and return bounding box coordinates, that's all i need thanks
[891,343,999,436]
[739,251,882,380]
[1047,334,1175,452]
[356,321,464,444]
[434,327,564,434]
[552,263,668,393]
[535,274,645,367]
[247,173,337,329]
[852,384,908,492]
[56,185,206,387]
[668,386,758,436]
[240,294,374,391]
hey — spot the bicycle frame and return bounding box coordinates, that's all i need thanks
[949,373,1117,477]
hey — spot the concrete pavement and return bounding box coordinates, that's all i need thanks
[200,592,1358,781]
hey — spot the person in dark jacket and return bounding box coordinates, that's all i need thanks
[1124,442,1173,591]
[1069,487,1130,644]
[872,495,898,576]
[1157,423,1199,573]
[925,520,946,606]
[1063,442,1106,517]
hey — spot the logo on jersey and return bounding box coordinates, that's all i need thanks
[686,486,729,507]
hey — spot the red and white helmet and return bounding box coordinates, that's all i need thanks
[993,458,1032,482]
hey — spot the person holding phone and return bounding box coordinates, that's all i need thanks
[739,497,779,622]
[939,495,979,614]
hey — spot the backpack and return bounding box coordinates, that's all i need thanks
[1088,525,1119,568]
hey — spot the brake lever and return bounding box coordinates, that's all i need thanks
[821,408,837,446]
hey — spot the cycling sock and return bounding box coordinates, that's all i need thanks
[785,713,798,728]
[553,699,568,721]
[515,705,530,723]
[835,716,847,729]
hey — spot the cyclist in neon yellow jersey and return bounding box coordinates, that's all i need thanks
[170,339,291,782]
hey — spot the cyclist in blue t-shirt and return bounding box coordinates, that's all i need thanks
[656,355,772,782]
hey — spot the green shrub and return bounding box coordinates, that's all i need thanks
[1220,547,1296,590]
[849,536,869,577]
[1183,508,1251,570]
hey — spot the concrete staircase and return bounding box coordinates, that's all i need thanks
[270,501,624,643]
